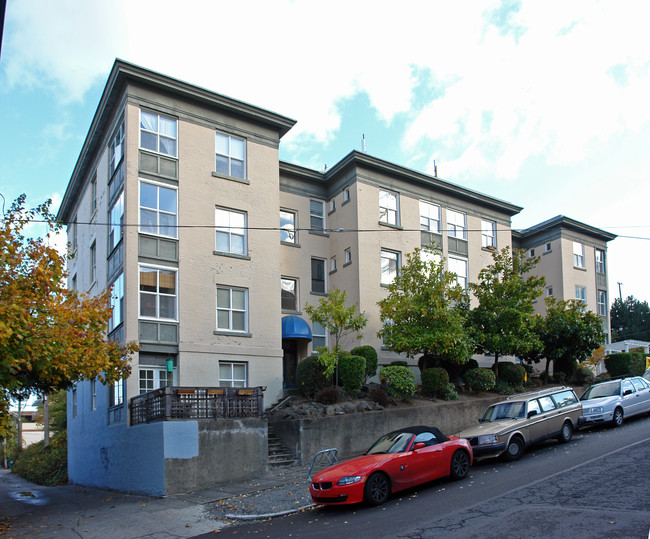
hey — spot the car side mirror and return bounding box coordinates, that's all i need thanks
[527,410,537,418]
[412,442,426,451]
[623,389,633,396]
[478,417,483,423]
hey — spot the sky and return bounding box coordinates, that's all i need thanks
[1,0,649,305]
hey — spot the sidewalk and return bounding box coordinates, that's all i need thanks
[0,465,315,538]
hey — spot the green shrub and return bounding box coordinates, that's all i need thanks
[351,345,379,381]
[296,355,328,397]
[499,363,526,390]
[571,366,595,386]
[339,354,366,393]
[12,433,67,485]
[443,383,459,401]
[551,371,567,384]
[421,368,450,398]
[379,365,416,399]
[494,379,515,395]
[370,387,390,406]
[461,358,479,375]
[315,387,340,404]
[464,368,496,393]
[605,352,645,377]
[390,360,409,367]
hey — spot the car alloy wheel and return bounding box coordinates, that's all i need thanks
[364,472,390,506]
[450,450,470,479]
[612,407,624,427]
[559,421,573,443]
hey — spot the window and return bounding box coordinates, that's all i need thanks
[481,220,496,248]
[139,366,171,394]
[215,207,247,255]
[68,218,77,252]
[329,200,335,213]
[219,362,247,387]
[310,200,325,233]
[280,210,297,244]
[546,286,554,297]
[71,274,77,292]
[448,257,468,289]
[379,189,399,226]
[108,191,124,252]
[529,248,535,258]
[538,396,556,412]
[311,258,326,293]
[573,242,585,268]
[343,188,350,203]
[330,256,337,273]
[380,249,400,285]
[110,378,124,407]
[595,249,605,274]
[90,174,97,213]
[527,399,540,416]
[551,390,578,408]
[420,201,441,233]
[597,290,607,316]
[140,111,177,157]
[575,285,587,305]
[281,278,298,311]
[545,242,552,253]
[72,389,77,418]
[215,132,246,179]
[447,210,466,239]
[216,286,248,332]
[108,273,124,332]
[140,182,178,238]
[90,241,96,283]
[109,120,125,175]
[90,380,96,411]
[344,248,352,265]
[139,267,177,320]
[311,321,327,350]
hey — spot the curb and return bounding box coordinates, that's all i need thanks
[225,503,316,520]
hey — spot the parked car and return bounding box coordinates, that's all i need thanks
[458,387,581,462]
[643,368,650,382]
[579,375,650,427]
[309,425,472,506]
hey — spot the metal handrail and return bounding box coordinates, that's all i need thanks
[308,448,338,481]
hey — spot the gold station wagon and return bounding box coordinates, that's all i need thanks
[458,387,582,461]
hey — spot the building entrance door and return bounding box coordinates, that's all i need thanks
[282,341,298,389]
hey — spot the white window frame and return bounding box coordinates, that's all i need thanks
[420,201,441,233]
[219,362,248,387]
[280,210,297,244]
[281,277,298,311]
[311,258,326,293]
[481,220,496,248]
[139,365,174,394]
[344,248,352,265]
[329,200,335,213]
[597,290,607,316]
[575,285,587,305]
[109,120,125,175]
[546,286,554,297]
[311,321,327,352]
[330,256,337,273]
[140,110,177,157]
[447,209,467,240]
[139,181,178,239]
[448,257,468,289]
[90,174,97,213]
[545,242,552,253]
[310,200,325,233]
[215,207,247,255]
[110,378,124,407]
[108,191,124,253]
[380,249,400,285]
[90,380,96,411]
[109,273,124,332]
[379,189,399,226]
[90,240,97,284]
[68,218,77,253]
[216,286,249,333]
[215,132,246,179]
[72,388,77,418]
[343,188,350,203]
[595,249,605,274]
[573,242,585,269]
[529,248,536,258]
[139,266,178,321]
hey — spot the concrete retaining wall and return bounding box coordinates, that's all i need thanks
[271,395,504,464]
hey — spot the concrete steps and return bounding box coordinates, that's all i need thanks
[267,424,296,468]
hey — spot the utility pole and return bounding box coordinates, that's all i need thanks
[617,282,623,301]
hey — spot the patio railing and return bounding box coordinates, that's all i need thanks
[129,386,265,425]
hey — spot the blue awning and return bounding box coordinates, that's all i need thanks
[281,315,313,341]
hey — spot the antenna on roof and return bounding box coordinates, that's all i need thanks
[434,160,438,177]
[322,164,327,173]
[362,134,367,154]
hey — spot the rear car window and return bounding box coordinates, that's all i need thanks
[552,390,578,408]
[538,396,556,412]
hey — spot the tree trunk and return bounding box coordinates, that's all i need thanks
[493,352,500,379]
[43,393,49,448]
[16,399,22,453]
[544,358,551,384]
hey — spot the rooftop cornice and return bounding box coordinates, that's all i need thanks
[516,215,617,242]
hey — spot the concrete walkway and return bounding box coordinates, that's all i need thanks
[0,465,314,538]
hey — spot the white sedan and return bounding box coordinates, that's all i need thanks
[580,376,650,427]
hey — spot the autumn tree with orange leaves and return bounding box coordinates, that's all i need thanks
[0,195,138,437]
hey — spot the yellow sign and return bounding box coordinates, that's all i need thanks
[646,356,650,370]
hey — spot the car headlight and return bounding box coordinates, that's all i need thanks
[337,476,362,486]
[589,407,604,413]
[478,434,500,445]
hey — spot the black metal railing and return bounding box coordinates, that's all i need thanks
[129,386,264,425]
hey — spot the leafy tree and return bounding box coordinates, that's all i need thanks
[377,247,473,369]
[523,298,605,382]
[0,195,138,438]
[610,296,650,342]
[305,289,367,377]
[468,247,545,377]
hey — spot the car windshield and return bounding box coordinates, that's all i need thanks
[482,401,525,421]
[581,381,620,400]
[366,432,414,455]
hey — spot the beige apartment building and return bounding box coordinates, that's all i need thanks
[58,60,614,492]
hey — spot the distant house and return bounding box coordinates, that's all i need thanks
[58,60,616,495]
[605,340,650,355]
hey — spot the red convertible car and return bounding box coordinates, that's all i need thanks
[309,425,473,506]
